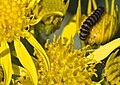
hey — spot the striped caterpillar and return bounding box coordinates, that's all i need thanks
[79,6,104,41]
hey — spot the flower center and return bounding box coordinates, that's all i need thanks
[0,0,31,42]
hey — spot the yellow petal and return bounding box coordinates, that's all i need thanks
[76,0,81,29]
[0,41,12,85]
[87,38,120,61]
[92,0,97,10]
[61,21,76,45]
[27,0,36,8]
[14,39,38,85]
[26,33,50,71]
[87,0,92,15]
[105,0,109,13]
[36,0,40,3]
[111,0,115,15]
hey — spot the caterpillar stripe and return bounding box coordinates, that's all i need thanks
[79,6,104,41]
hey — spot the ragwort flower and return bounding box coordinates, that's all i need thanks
[105,49,120,85]
[37,36,99,85]
[86,38,120,84]
[0,0,54,85]
[79,0,119,45]
[33,0,69,36]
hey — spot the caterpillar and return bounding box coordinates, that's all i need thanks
[79,6,104,41]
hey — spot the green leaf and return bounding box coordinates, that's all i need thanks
[14,39,38,85]
[0,41,12,85]
[26,33,50,71]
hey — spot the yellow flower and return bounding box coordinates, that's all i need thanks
[79,0,119,45]
[87,38,120,84]
[105,49,120,85]
[0,0,52,85]
[37,36,99,85]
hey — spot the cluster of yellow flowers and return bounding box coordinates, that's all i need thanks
[0,0,30,42]
[37,36,98,85]
[0,0,120,85]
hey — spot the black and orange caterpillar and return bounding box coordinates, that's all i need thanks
[79,6,104,40]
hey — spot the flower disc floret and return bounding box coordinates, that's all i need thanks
[0,0,34,42]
